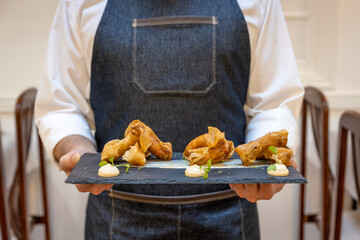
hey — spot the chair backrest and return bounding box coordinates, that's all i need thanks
[333,110,360,240]
[299,86,333,240]
[0,122,10,240]
[8,88,50,240]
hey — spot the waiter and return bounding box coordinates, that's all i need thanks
[35,0,304,239]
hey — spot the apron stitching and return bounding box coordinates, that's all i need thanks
[131,17,217,95]
[239,199,246,240]
[110,192,115,240]
[177,205,181,240]
[212,18,217,86]
[133,25,138,89]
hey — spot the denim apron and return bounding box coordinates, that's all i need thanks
[87,0,259,239]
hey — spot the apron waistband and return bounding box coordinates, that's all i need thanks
[108,188,238,205]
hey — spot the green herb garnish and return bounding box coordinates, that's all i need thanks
[99,157,116,167]
[268,146,281,164]
[203,159,212,179]
[267,164,277,172]
[99,157,130,173]
[114,163,131,173]
[268,146,277,155]
[99,161,108,167]
[267,146,280,172]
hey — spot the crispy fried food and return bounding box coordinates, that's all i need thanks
[184,127,235,166]
[101,120,173,165]
[263,147,293,166]
[122,142,146,166]
[100,128,140,161]
[126,120,173,161]
[235,129,290,166]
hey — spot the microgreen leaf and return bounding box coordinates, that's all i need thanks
[267,164,277,171]
[268,146,277,155]
[99,161,108,167]
[268,146,281,164]
[207,159,212,172]
[125,164,130,173]
[203,159,212,179]
[114,163,131,173]
[109,157,115,166]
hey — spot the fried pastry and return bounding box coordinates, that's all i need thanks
[100,127,141,161]
[122,142,146,166]
[263,147,292,166]
[235,129,290,166]
[126,120,173,161]
[184,127,235,166]
[101,120,173,165]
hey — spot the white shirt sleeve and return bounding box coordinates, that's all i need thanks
[242,0,304,150]
[34,0,99,159]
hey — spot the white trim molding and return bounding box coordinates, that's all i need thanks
[0,96,16,113]
[324,90,360,110]
[282,0,340,91]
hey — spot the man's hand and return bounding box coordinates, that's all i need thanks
[229,157,297,202]
[54,135,113,195]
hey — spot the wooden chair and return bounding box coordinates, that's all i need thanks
[333,110,360,240]
[299,86,334,240]
[8,88,50,240]
[0,122,9,240]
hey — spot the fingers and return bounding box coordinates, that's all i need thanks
[290,156,298,170]
[230,183,245,198]
[76,183,114,195]
[229,183,286,203]
[59,149,113,195]
[244,184,259,203]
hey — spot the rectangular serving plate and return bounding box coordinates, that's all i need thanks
[65,152,307,184]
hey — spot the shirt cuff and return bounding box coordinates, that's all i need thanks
[245,107,298,152]
[36,112,96,161]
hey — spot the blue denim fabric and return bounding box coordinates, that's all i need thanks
[85,191,259,240]
[88,0,258,238]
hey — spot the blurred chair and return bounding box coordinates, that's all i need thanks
[333,110,360,240]
[0,122,9,240]
[299,86,334,240]
[8,88,50,240]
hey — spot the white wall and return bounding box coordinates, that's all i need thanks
[0,0,359,240]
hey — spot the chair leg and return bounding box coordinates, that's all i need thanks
[38,136,51,240]
[0,168,9,240]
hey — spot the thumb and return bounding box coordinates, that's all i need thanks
[59,151,82,174]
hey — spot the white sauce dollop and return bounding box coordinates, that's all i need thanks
[267,163,289,176]
[185,165,206,177]
[98,164,120,177]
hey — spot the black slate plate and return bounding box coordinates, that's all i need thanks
[65,152,307,184]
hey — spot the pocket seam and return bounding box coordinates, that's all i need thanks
[132,16,217,95]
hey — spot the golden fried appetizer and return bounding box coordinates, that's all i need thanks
[235,129,290,166]
[122,142,146,166]
[100,128,141,161]
[263,147,292,166]
[184,127,235,166]
[126,120,173,161]
[101,120,173,165]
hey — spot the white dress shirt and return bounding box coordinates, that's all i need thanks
[34,0,304,159]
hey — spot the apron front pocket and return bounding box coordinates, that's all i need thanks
[132,16,218,95]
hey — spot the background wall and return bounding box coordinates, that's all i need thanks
[0,0,359,239]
